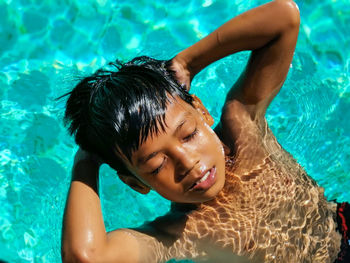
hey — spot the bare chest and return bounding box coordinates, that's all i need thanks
[179,157,341,262]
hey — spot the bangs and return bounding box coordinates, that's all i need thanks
[62,56,193,167]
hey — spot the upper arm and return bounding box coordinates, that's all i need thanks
[224,0,300,119]
[103,212,187,263]
[69,228,167,263]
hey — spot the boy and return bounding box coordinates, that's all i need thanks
[61,0,350,262]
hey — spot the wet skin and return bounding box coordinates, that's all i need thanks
[121,96,226,204]
[62,1,338,262]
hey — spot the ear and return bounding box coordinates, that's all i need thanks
[118,173,151,194]
[191,94,214,126]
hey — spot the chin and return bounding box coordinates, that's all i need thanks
[195,179,226,203]
[207,178,225,199]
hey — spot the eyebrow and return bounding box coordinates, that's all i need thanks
[137,112,192,165]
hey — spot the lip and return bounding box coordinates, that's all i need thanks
[188,167,216,192]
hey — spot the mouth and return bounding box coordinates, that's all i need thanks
[188,167,216,192]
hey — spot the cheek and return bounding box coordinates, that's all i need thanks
[200,124,224,155]
[151,163,176,189]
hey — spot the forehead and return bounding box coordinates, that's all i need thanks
[163,96,195,121]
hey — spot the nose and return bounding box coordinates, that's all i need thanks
[170,143,199,182]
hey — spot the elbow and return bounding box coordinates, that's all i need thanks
[275,0,300,28]
[286,0,300,28]
[61,246,97,263]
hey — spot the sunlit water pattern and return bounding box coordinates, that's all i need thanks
[0,0,349,262]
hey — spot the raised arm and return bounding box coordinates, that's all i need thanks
[61,149,164,263]
[172,0,300,118]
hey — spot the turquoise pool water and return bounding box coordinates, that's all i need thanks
[0,0,349,262]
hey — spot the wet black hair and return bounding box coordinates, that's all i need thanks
[58,56,193,174]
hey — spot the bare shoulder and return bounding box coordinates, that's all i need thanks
[107,227,168,263]
[214,98,262,152]
[109,208,192,263]
[119,204,264,263]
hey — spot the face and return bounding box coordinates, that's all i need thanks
[121,96,226,203]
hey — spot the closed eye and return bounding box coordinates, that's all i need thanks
[183,128,198,141]
[150,157,167,175]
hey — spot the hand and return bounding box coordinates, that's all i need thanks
[169,56,192,91]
